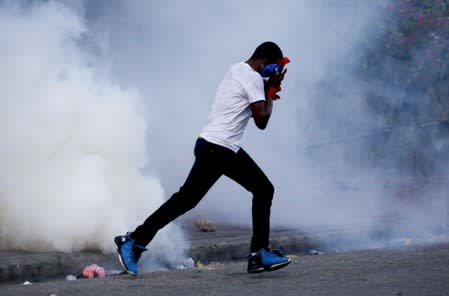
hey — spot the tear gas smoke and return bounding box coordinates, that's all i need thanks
[0,0,187,267]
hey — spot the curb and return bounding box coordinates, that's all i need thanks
[0,251,116,284]
[187,233,318,263]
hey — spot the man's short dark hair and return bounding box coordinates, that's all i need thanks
[250,41,283,64]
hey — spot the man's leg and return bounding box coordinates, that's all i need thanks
[224,148,274,252]
[225,148,290,273]
[130,138,233,247]
[115,139,232,275]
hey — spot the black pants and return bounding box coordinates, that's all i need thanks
[130,138,274,252]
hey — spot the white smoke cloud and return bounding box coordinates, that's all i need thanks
[0,0,186,264]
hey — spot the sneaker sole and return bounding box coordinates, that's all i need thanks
[114,238,137,276]
[264,257,292,272]
[247,266,265,273]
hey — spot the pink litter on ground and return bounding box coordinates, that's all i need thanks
[81,264,106,278]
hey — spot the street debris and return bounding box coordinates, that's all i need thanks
[194,218,216,232]
[195,261,224,270]
[176,258,195,270]
[65,275,77,281]
[66,264,124,280]
[308,249,324,255]
[80,264,106,278]
[22,281,32,285]
[404,238,414,246]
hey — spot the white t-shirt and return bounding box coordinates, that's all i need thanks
[199,62,265,152]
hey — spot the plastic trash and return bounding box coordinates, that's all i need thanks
[79,264,106,278]
[65,275,77,281]
[308,249,324,255]
[183,258,195,268]
[106,270,125,276]
[176,257,195,270]
[71,265,125,279]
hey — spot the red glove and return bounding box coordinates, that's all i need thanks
[265,83,282,100]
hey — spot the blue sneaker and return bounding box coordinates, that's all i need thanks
[247,248,291,273]
[114,233,147,276]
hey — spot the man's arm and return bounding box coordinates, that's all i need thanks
[250,98,273,130]
[250,68,287,130]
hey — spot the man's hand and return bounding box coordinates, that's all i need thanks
[265,68,287,100]
[268,68,287,85]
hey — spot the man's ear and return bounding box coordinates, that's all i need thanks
[256,58,268,73]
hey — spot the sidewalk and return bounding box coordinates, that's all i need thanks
[0,223,325,284]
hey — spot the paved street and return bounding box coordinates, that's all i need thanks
[2,242,449,296]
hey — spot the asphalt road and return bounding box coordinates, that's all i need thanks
[3,243,449,296]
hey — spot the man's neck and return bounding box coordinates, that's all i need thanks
[245,58,265,73]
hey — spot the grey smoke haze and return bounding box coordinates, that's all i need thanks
[81,1,395,227]
[0,0,447,259]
